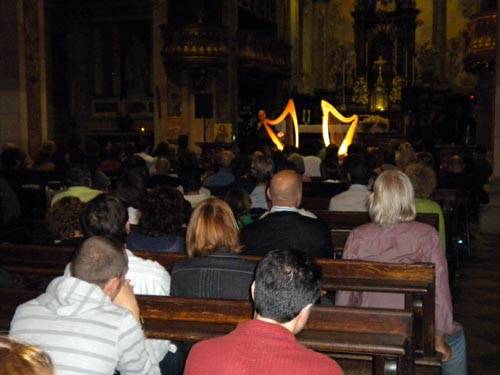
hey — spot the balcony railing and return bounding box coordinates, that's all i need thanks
[465,11,497,72]
[238,31,291,76]
[162,24,229,66]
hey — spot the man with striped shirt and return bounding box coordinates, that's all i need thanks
[10,236,161,375]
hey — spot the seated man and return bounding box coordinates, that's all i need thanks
[51,164,102,206]
[329,159,371,212]
[10,236,160,375]
[69,194,174,365]
[184,249,343,375]
[203,150,235,188]
[241,170,332,259]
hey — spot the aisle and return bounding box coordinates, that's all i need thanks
[453,226,500,375]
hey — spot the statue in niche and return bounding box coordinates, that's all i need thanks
[376,0,396,12]
[124,35,150,98]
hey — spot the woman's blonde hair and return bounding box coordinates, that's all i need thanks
[0,337,53,375]
[186,198,242,257]
[369,170,416,226]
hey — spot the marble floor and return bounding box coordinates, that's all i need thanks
[454,225,500,375]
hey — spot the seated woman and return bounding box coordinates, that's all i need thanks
[170,198,255,300]
[335,170,466,375]
[0,336,53,375]
[45,196,85,246]
[405,162,446,250]
[126,186,185,253]
[225,188,253,228]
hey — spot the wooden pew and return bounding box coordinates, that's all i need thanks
[309,211,440,255]
[0,243,437,361]
[0,288,414,375]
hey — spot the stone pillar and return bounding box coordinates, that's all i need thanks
[301,0,313,93]
[479,7,500,234]
[0,0,24,149]
[432,0,447,80]
[152,0,169,145]
[494,6,500,179]
[18,0,49,157]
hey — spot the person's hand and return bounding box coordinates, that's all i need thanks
[113,279,140,322]
[435,335,452,362]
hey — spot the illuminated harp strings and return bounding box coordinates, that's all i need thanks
[263,99,299,151]
[320,100,359,157]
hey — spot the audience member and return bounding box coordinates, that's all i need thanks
[225,188,253,228]
[470,145,493,206]
[0,337,53,375]
[34,141,56,172]
[405,162,446,249]
[51,165,102,206]
[127,186,185,253]
[45,197,84,246]
[148,157,182,189]
[184,249,343,375]
[135,138,155,168]
[231,154,256,194]
[175,135,198,173]
[98,142,123,175]
[249,155,274,212]
[396,142,417,170]
[329,159,371,212]
[203,150,235,188]
[181,168,211,208]
[335,170,466,375]
[417,151,435,169]
[10,236,161,375]
[0,177,21,226]
[302,143,322,177]
[75,194,174,368]
[241,170,331,258]
[171,198,255,299]
[115,169,146,225]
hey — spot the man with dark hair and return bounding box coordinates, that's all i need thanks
[241,170,332,259]
[10,236,160,374]
[184,249,343,375]
[69,194,173,365]
[51,164,102,206]
[329,159,371,212]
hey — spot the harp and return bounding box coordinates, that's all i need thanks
[321,100,359,157]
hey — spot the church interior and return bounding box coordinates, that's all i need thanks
[0,0,500,374]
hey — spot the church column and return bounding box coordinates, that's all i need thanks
[152,0,169,145]
[493,6,500,179]
[18,0,49,157]
[432,0,447,80]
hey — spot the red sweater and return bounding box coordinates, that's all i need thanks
[184,319,343,375]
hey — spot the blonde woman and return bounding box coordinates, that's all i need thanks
[170,198,255,300]
[335,170,466,375]
[0,337,53,375]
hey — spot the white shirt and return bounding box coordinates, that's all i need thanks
[250,185,268,210]
[64,249,173,360]
[184,188,211,208]
[304,155,322,177]
[329,184,370,212]
[259,205,317,219]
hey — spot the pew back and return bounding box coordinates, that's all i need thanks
[0,288,414,375]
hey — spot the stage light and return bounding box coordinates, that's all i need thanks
[140,127,145,133]
[320,100,359,157]
[263,99,299,151]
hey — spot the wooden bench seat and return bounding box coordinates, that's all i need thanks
[0,243,437,357]
[0,288,414,375]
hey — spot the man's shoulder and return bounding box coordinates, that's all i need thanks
[127,251,169,274]
[302,349,343,374]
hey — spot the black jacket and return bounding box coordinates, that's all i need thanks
[170,250,255,300]
[240,211,332,259]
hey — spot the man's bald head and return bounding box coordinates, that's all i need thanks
[268,170,302,208]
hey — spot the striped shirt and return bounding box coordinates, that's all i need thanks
[10,276,161,375]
